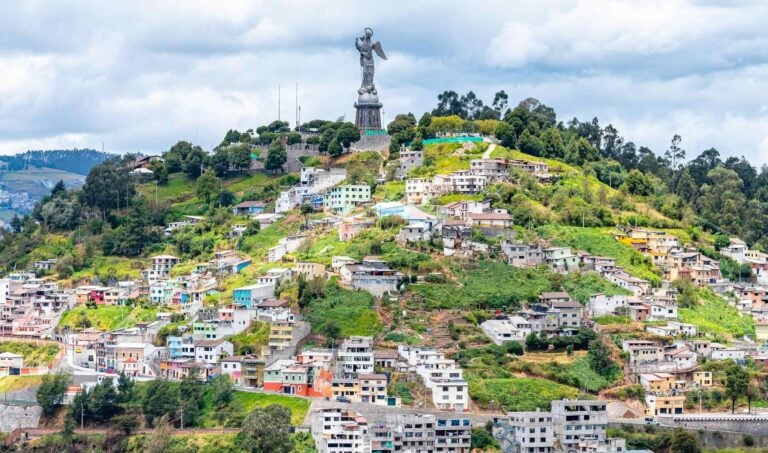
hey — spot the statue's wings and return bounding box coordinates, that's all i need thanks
[373,41,387,60]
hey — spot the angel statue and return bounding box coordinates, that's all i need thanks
[356,27,386,96]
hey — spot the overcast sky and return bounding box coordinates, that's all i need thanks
[1,0,767,165]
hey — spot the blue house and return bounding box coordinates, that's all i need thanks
[232,283,276,309]
[232,200,267,216]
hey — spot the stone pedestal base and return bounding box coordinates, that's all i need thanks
[354,93,383,130]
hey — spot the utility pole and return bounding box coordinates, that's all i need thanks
[81,393,84,429]
[295,83,299,130]
[180,402,184,429]
[278,84,281,122]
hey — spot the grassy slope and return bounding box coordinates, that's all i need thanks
[304,284,382,337]
[59,305,159,331]
[410,260,628,308]
[0,375,44,392]
[229,321,270,355]
[679,288,754,338]
[0,342,60,367]
[468,375,580,411]
[234,392,311,425]
[538,225,662,285]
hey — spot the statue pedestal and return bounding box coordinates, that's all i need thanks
[354,93,383,131]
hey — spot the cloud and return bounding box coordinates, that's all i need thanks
[0,0,765,168]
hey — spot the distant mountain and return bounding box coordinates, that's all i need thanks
[0,149,113,175]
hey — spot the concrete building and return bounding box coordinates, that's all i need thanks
[543,247,580,272]
[337,336,375,376]
[232,283,276,309]
[645,394,685,416]
[501,241,543,268]
[550,400,608,452]
[194,338,233,364]
[481,317,532,345]
[340,263,402,298]
[493,410,555,453]
[325,184,372,213]
[311,408,370,453]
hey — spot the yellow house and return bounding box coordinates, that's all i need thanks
[693,371,713,388]
[755,322,768,342]
[645,394,685,416]
[269,323,294,351]
[639,373,675,392]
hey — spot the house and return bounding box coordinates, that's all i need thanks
[233,283,276,309]
[638,373,676,393]
[468,211,512,229]
[264,359,334,398]
[588,294,628,317]
[373,349,399,369]
[252,212,283,227]
[501,241,543,268]
[493,411,555,453]
[311,408,370,453]
[337,336,374,376]
[397,149,423,178]
[358,373,388,405]
[398,345,469,412]
[539,292,571,305]
[622,340,664,366]
[324,184,372,213]
[405,178,433,205]
[145,255,180,281]
[551,301,583,328]
[294,262,326,280]
[194,338,233,364]
[220,356,243,385]
[481,316,531,345]
[693,371,713,387]
[646,322,697,337]
[711,348,747,361]
[331,256,357,270]
[338,217,376,241]
[339,263,402,298]
[550,400,607,452]
[210,250,251,275]
[645,394,685,416]
[469,158,509,180]
[601,269,651,296]
[543,247,580,272]
[0,352,23,369]
[232,200,267,216]
[438,200,490,220]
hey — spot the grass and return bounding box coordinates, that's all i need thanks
[468,375,580,411]
[229,321,270,355]
[593,315,633,325]
[240,217,302,260]
[679,288,754,338]
[538,225,662,285]
[69,254,146,282]
[304,283,382,337]
[0,375,44,392]
[0,342,60,367]
[374,181,405,201]
[410,260,627,309]
[59,305,159,331]
[233,391,311,425]
[509,354,622,393]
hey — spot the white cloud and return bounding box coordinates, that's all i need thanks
[0,0,765,168]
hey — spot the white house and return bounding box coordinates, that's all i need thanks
[587,294,628,317]
[481,317,531,345]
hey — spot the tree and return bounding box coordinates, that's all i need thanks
[714,233,730,250]
[142,379,180,427]
[471,427,499,450]
[37,373,70,416]
[665,134,686,170]
[81,159,135,217]
[565,137,600,166]
[196,169,220,205]
[229,143,253,172]
[698,167,746,235]
[725,362,749,413]
[540,128,565,158]
[117,372,135,403]
[87,377,119,422]
[237,404,294,453]
[211,374,234,408]
[327,137,343,157]
[517,129,544,156]
[492,90,509,116]
[587,339,616,376]
[670,430,701,453]
[149,160,169,185]
[494,122,516,148]
[335,123,361,150]
[623,169,654,196]
[265,139,287,172]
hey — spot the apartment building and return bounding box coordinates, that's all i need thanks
[550,400,608,452]
[493,410,555,453]
[337,336,375,376]
[398,345,469,411]
[311,408,370,453]
[501,241,544,268]
[325,184,372,213]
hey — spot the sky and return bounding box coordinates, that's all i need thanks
[1,0,767,165]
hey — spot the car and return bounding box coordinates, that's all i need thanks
[335,396,352,403]
[80,362,90,368]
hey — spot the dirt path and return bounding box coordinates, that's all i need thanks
[482,143,497,159]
